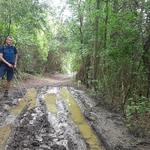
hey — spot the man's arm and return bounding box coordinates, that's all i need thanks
[14,46,18,68]
[14,54,18,68]
[0,53,13,68]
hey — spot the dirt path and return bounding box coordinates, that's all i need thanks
[0,74,150,150]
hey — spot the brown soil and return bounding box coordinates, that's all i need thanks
[0,73,149,150]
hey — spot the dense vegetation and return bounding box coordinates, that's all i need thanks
[0,0,150,138]
[65,0,150,138]
[0,0,51,73]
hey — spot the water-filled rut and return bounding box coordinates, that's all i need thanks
[0,86,105,150]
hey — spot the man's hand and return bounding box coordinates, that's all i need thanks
[14,64,17,69]
[8,63,13,68]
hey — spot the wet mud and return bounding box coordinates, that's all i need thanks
[0,85,149,150]
[0,86,105,150]
[69,88,150,150]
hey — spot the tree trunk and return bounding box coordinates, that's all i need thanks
[104,0,109,49]
[7,0,12,36]
[93,0,100,82]
[142,34,150,97]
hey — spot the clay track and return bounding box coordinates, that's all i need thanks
[0,74,150,150]
[0,86,105,150]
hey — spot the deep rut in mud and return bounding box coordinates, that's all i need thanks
[0,86,105,150]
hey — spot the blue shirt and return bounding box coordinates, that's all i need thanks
[0,45,17,64]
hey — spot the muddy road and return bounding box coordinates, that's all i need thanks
[0,74,150,150]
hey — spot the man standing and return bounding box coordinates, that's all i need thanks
[0,36,18,97]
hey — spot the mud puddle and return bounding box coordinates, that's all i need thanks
[69,87,150,150]
[0,86,105,150]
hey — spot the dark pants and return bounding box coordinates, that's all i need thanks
[0,64,14,81]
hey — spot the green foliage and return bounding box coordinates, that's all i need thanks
[62,52,80,73]
[0,0,51,73]
[63,0,150,137]
[0,0,149,137]
[126,96,150,118]
[126,95,150,138]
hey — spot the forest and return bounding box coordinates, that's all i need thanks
[0,0,150,147]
